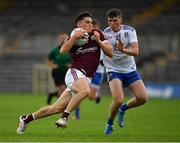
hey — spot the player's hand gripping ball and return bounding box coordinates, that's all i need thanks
[71,28,89,46]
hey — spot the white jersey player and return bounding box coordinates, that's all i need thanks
[103,24,137,73]
[103,8,148,135]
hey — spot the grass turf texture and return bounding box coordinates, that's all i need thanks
[0,93,180,142]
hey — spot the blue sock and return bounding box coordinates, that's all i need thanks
[120,103,129,112]
[107,118,113,126]
[74,107,80,119]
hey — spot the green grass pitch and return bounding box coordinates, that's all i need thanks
[0,93,180,142]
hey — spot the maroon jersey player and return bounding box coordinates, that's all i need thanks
[70,29,105,77]
[16,11,113,134]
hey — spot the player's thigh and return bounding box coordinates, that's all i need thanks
[109,78,124,101]
[53,90,72,109]
[128,80,148,100]
[72,78,91,94]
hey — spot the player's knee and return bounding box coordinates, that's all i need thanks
[114,96,124,106]
[137,93,148,104]
[79,89,91,99]
[143,94,149,103]
[88,92,96,100]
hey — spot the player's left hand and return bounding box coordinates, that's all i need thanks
[115,39,124,51]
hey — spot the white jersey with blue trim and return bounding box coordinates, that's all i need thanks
[103,25,138,73]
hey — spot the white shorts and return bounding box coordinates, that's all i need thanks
[65,68,91,94]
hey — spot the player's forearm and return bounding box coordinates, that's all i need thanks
[97,40,113,57]
[60,36,76,54]
[120,42,139,56]
[121,47,139,56]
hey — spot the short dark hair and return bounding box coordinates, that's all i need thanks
[106,8,122,18]
[75,11,93,25]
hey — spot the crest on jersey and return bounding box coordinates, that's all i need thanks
[124,32,129,37]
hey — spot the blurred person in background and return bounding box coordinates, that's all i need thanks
[16,11,113,134]
[90,19,105,104]
[103,8,148,135]
[73,19,105,120]
[46,33,71,105]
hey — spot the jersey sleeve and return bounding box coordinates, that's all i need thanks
[129,29,138,43]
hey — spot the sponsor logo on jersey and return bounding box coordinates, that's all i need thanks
[76,47,98,54]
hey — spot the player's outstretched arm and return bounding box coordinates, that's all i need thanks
[99,40,113,57]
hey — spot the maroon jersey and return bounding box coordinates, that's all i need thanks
[70,29,105,77]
